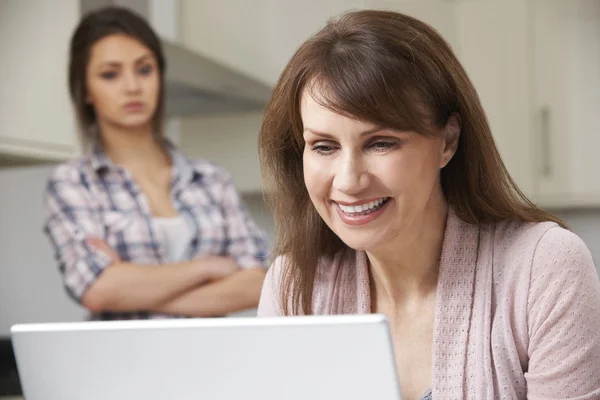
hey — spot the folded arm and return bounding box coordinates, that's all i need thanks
[44,164,270,316]
[81,239,237,313]
[43,166,235,313]
[154,267,266,317]
[151,172,271,317]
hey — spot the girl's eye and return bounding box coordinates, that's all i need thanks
[138,65,153,75]
[100,71,117,80]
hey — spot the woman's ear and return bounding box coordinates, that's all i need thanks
[440,113,461,168]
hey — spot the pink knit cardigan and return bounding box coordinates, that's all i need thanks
[258,209,600,399]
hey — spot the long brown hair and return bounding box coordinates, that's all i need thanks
[68,6,167,150]
[258,10,565,315]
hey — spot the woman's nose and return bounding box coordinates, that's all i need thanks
[332,152,369,195]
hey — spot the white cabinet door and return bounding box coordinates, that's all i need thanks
[453,0,536,199]
[532,0,600,207]
[178,0,371,86]
[0,1,80,161]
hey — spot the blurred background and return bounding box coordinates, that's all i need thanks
[0,0,598,396]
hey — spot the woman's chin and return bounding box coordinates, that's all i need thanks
[335,231,387,253]
[104,121,153,135]
[119,116,153,129]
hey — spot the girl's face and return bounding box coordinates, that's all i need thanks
[85,34,159,131]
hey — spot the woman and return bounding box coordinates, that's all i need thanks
[257,9,600,400]
[43,6,269,321]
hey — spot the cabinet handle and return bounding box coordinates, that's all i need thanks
[540,106,552,177]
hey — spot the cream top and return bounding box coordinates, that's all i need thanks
[153,216,193,262]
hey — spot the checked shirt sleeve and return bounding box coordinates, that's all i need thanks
[43,164,114,303]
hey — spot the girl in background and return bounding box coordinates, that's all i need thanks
[44,6,269,321]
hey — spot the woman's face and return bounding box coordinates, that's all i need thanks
[301,90,459,252]
[85,34,159,131]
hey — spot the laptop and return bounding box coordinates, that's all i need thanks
[11,314,402,400]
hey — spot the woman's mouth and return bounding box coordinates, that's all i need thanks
[334,197,391,226]
[123,101,145,113]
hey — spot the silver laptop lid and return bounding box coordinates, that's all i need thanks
[11,314,402,400]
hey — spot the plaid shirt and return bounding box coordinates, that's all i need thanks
[43,143,269,321]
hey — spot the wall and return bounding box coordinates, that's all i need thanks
[243,193,276,247]
[179,112,264,194]
[0,165,87,337]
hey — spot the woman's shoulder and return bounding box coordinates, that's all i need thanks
[490,219,596,295]
[46,157,95,186]
[527,223,595,278]
[490,221,600,396]
[492,219,592,266]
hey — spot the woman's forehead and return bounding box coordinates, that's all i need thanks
[301,91,379,134]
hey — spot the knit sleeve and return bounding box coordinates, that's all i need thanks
[525,227,600,399]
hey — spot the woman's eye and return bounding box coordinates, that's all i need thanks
[311,144,337,155]
[100,71,117,80]
[369,141,396,152]
[138,65,153,75]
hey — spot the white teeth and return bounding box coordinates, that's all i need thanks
[338,198,387,214]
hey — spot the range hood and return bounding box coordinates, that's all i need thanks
[81,0,272,117]
[161,40,272,116]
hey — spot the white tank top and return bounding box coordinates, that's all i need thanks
[153,215,193,262]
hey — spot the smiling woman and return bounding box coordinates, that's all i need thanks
[257,9,600,400]
[301,92,460,252]
[42,6,269,322]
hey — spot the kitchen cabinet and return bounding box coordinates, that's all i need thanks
[531,0,600,208]
[452,0,600,208]
[453,0,536,198]
[0,1,81,161]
